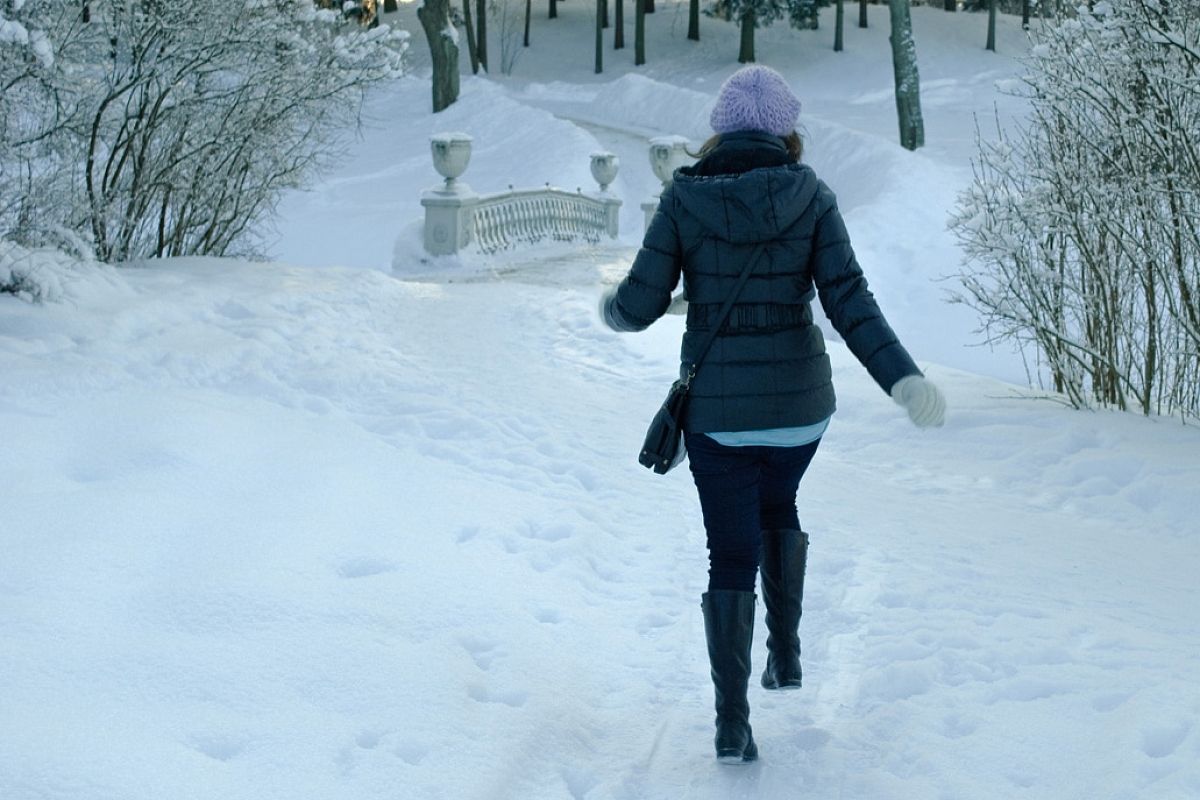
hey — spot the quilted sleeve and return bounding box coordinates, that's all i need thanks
[810,183,920,393]
[601,188,683,333]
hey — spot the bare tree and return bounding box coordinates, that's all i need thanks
[596,0,604,72]
[835,0,844,50]
[888,0,924,150]
[986,0,997,50]
[493,0,527,74]
[463,0,481,73]
[477,0,489,71]
[951,0,1200,419]
[739,6,756,63]
[1,0,408,260]
[419,0,461,109]
[635,0,645,65]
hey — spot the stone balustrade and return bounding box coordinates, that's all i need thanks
[420,132,698,256]
[421,133,622,256]
[641,136,693,230]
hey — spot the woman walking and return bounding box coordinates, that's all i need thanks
[600,65,945,764]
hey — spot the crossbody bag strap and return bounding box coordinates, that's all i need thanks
[681,243,768,388]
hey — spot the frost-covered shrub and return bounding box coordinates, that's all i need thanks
[950,0,1200,420]
[0,1,408,263]
[1,239,94,303]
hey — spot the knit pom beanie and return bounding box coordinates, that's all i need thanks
[709,65,802,138]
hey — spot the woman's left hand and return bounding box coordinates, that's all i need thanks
[891,375,946,428]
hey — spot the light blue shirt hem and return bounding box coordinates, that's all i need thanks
[705,417,831,448]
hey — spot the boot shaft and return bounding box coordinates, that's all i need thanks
[701,590,758,762]
[759,529,808,689]
[760,529,808,638]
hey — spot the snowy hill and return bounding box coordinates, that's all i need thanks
[3,4,1199,800]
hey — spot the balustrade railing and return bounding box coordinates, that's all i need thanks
[419,132,697,257]
[421,133,621,256]
[472,187,613,253]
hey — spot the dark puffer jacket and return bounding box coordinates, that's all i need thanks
[605,130,920,433]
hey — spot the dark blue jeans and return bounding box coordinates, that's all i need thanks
[685,432,821,592]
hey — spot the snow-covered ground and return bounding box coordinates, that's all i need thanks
[3,5,1199,800]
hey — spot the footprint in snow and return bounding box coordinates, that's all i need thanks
[858,662,934,702]
[791,727,832,751]
[519,520,574,542]
[1091,691,1133,713]
[467,683,528,708]
[188,733,247,762]
[337,556,398,579]
[459,634,502,670]
[986,677,1071,704]
[636,611,675,639]
[562,765,600,800]
[940,713,980,739]
[215,300,255,320]
[395,740,429,766]
[1141,721,1191,759]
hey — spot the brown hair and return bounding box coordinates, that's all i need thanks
[689,131,804,163]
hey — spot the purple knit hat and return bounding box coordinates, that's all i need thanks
[709,65,802,138]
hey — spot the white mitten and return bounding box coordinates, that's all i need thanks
[598,289,624,331]
[890,375,946,428]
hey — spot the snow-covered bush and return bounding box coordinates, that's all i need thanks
[0,1,408,263]
[0,238,105,303]
[950,0,1200,420]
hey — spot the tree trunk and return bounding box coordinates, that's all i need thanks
[525,0,532,45]
[384,0,399,11]
[476,0,488,71]
[418,0,460,113]
[635,0,646,65]
[645,0,655,12]
[550,0,557,18]
[1022,0,1030,28]
[835,0,844,50]
[82,0,91,22]
[616,0,625,48]
[943,0,954,10]
[986,0,997,51]
[596,0,604,73]
[463,0,480,73]
[859,0,868,28]
[887,0,923,150]
[603,0,609,27]
[688,0,700,40]
[738,9,755,63]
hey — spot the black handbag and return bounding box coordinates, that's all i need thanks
[638,245,768,474]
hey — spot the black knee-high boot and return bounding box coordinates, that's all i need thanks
[759,529,808,690]
[701,590,758,764]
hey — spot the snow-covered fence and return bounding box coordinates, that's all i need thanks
[421,133,621,255]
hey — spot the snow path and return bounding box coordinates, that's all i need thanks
[3,253,1198,799]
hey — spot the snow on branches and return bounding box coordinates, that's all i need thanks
[0,1,409,262]
[950,0,1200,420]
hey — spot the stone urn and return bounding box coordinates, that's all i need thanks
[648,136,693,188]
[430,132,473,192]
[590,152,620,193]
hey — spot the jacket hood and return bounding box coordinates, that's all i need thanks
[671,134,820,244]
